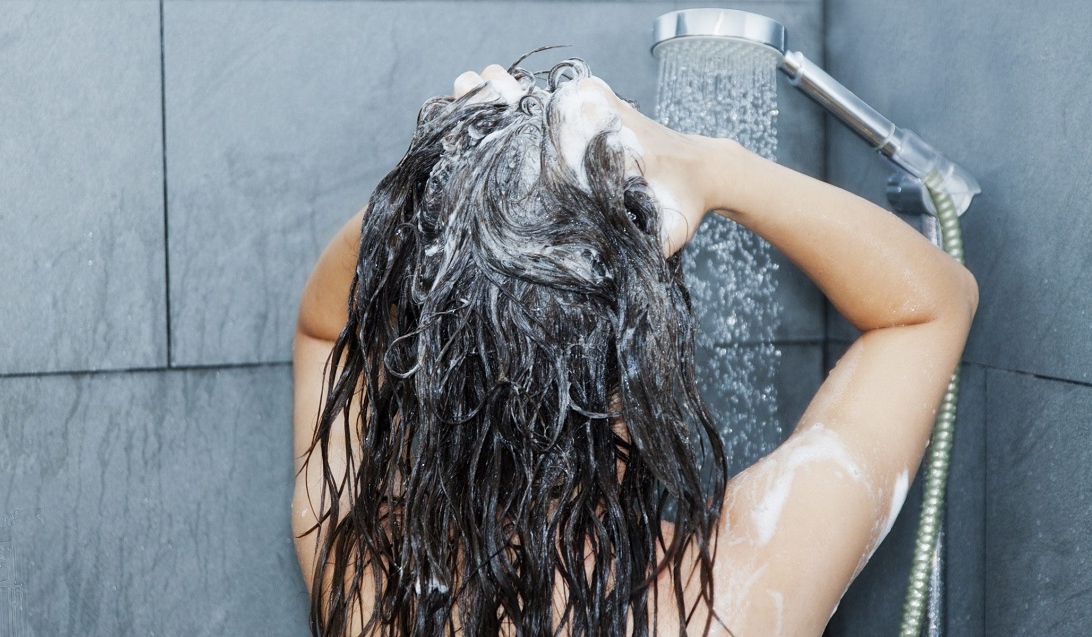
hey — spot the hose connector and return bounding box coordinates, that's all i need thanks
[886,128,981,216]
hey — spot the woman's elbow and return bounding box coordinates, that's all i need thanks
[958,264,979,322]
[933,264,978,333]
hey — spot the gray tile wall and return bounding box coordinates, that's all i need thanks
[1,1,826,633]
[0,3,166,375]
[985,369,1092,635]
[825,0,1092,633]
[0,366,305,636]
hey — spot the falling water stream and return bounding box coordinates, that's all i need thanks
[655,38,785,475]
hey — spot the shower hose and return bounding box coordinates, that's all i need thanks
[898,170,966,637]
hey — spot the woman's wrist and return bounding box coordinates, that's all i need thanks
[698,136,749,219]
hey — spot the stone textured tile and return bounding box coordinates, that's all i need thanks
[164,0,823,366]
[826,0,1092,384]
[0,2,166,374]
[985,369,1092,635]
[0,365,307,636]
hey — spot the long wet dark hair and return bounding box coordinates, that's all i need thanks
[303,57,727,636]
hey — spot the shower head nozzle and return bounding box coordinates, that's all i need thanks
[651,8,787,57]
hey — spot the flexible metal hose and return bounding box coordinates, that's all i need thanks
[898,170,965,637]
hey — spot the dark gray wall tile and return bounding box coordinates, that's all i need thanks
[985,369,1092,635]
[164,0,824,366]
[0,366,306,636]
[826,0,1092,384]
[772,252,826,343]
[0,2,166,374]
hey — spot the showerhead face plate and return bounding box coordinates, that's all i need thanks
[652,9,787,57]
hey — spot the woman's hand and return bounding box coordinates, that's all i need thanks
[452,65,737,256]
[453,64,528,106]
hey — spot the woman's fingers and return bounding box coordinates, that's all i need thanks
[450,66,704,256]
[480,64,525,104]
[453,65,527,105]
[453,70,486,100]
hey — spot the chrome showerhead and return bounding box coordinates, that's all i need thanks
[651,8,787,57]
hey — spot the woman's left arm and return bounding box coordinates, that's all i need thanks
[291,207,365,590]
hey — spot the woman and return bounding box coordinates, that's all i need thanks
[291,59,977,636]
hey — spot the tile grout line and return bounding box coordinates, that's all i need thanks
[0,360,292,381]
[980,366,1092,389]
[159,0,173,368]
[820,348,1092,390]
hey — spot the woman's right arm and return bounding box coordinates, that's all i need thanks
[519,76,976,633]
[692,140,978,635]
[712,143,977,338]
